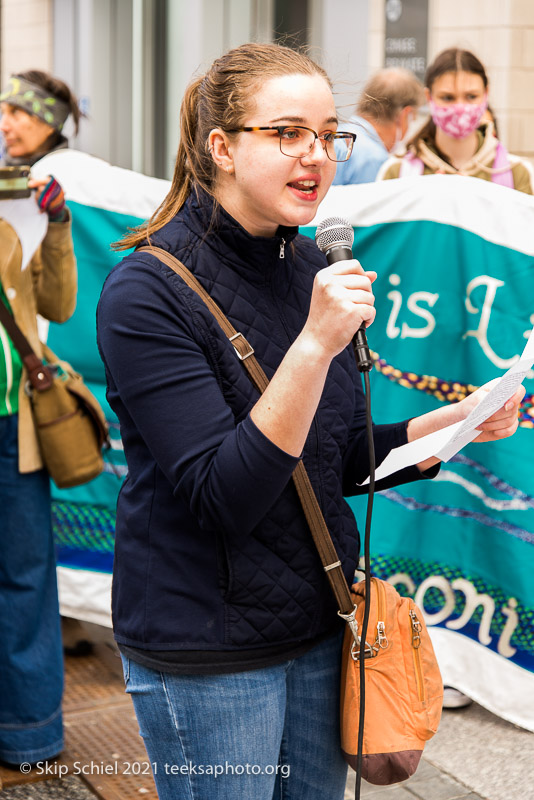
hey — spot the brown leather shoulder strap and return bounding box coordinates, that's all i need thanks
[138,244,354,615]
[0,296,53,390]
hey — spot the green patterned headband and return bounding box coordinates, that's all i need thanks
[0,76,70,132]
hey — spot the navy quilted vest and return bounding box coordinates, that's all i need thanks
[97,190,411,651]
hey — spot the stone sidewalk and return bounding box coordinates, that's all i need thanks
[345,700,534,800]
[346,758,483,799]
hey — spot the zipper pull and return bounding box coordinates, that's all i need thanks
[279,238,285,259]
[377,621,388,649]
[410,609,422,649]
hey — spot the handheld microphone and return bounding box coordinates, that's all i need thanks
[315,217,373,372]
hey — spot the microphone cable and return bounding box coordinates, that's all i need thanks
[354,359,376,800]
[314,216,376,798]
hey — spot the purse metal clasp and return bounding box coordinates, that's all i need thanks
[338,605,379,661]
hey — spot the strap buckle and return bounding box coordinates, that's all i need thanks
[338,605,378,661]
[230,332,255,361]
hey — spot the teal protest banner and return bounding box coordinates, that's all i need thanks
[32,150,168,625]
[34,151,534,730]
[305,175,534,731]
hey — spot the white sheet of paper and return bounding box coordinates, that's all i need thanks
[360,420,466,485]
[0,196,48,270]
[359,326,534,485]
[438,327,534,461]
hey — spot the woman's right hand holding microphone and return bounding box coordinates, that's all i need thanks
[250,258,377,457]
[303,259,377,360]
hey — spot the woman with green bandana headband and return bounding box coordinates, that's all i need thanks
[0,70,81,165]
[0,70,77,768]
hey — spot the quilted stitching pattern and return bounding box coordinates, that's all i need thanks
[143,195,362,646]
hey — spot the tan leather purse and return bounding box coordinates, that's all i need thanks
[0,299,109,488]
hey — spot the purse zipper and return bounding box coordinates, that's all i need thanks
[409,606,425,702]
[374,577,388,650]
[351,578,386,660]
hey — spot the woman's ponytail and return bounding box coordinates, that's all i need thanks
[113,77,206,251]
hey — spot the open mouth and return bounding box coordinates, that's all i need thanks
[288,179,319,197]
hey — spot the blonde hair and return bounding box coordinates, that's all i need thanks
[114,42,330,250]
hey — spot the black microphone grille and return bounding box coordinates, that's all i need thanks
[315,216,354,254]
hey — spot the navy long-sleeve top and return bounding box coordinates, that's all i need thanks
[97,189,435,671]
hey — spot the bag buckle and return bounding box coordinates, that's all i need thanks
[350,639,378,661]
[338,605,379,661]
[230,332,254,361]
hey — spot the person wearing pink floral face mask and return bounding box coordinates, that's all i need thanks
[378,48,533,193]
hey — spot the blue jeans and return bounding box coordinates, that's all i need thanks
[0,414,63,764]
[122,630,347,800]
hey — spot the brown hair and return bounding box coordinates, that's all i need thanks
[14,69,82,135]
[407,48,489,155]
[357,68,424,122]
[484,103,499,138]
[114,42,330,251]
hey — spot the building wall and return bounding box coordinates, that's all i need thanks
[1,0,532,167]
[369,0,534,161]
[311,0,369,122]
[164,0,275,180]
[430,0,534,160]
[1,0,53,81]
